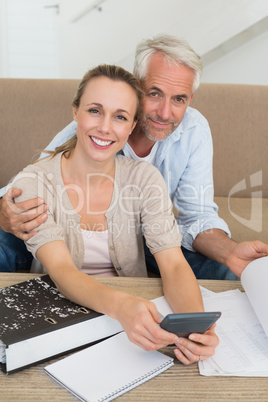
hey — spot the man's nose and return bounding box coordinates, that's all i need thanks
[157,98,172,120]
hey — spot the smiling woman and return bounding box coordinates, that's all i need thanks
[73,76,138,164]
[10,63,219,365]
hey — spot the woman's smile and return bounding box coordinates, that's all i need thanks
[90,135,114,148]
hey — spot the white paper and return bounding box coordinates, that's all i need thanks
[152,285,215,318]
[241,256,268,336]
[198,257,268,377]
[45,332,174,402]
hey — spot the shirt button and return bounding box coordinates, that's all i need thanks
[109,246,115,250]
[116,267,121,271]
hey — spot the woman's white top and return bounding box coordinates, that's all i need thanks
[81,229,117,276]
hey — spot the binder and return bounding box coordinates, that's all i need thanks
[0,275,122,373]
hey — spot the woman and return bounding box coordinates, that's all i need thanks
[12,64,218,364]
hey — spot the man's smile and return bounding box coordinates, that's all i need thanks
[147,116,175,130]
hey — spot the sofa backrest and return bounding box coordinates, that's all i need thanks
[0,78,79,189]
[0,79,267,199]
[191,83,267,198]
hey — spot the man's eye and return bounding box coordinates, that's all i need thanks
[175,97,185,104]
[149,92,159,98]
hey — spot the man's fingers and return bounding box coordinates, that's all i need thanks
[5,188,47,217]
[8,196,46,214]
[5,187,22,202]
[20,204,48,222]
[15,230,39,241]
[13,212,48,240]
[21,213,48,232]
[0,188,48,236]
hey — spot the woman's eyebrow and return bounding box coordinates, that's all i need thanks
[85,103,130,116]
[86,102,103,107]
[116,108,130,116]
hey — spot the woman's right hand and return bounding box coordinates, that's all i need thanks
[113,294,179,351]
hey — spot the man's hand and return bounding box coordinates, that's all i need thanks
[193,229,268,277]
[0,187,48,240]
[226,240,268,277]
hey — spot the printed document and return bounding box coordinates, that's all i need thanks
[199,256,268,376]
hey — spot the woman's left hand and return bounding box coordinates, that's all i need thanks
[173,323,219,365]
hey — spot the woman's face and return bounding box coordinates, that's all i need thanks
[73,76,137,163]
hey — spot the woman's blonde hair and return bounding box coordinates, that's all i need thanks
[41,64,143,160]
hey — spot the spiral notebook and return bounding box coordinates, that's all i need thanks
[45,331,174,401]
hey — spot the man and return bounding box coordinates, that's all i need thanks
[0,35,267,277]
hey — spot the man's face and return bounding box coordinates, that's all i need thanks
[140,52,195,142]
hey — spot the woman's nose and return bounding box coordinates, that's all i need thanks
[97,115,112,134]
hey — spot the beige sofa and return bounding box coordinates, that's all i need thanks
[0,79,267,244]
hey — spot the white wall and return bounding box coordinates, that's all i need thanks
[201,31,268,85]
[58,0,268,86]
[1,0,60,78]
[1,0,268,85]
[0,0,7,76]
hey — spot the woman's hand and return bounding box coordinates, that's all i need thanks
[173,323,219,365]
[114,294,179,351]
[116,296,219,366]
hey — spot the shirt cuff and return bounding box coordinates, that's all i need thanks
[0,183,12,198]
[180,218,231,252]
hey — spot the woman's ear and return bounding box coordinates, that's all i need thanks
[73,106,78,122]
[129,120,137,135]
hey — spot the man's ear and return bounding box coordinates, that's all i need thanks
[73,106,78,121]
[188,93,194,106]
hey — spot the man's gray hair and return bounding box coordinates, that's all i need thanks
[133,34,203,93]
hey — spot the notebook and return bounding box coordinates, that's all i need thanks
[45,331,174,401]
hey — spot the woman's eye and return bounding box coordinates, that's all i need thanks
[89,108,99,114]
[116,115,127,121]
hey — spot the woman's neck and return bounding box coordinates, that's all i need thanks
[60,148,115,230]
[61,148,116,188]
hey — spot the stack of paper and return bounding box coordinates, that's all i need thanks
[199,257,268,377]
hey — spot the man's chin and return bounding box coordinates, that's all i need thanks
[144,128,173,142]
[142,120,175,142]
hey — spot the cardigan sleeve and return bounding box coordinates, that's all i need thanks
[117,159,182,255]
[139,164,182,254]
[11,160,66,258]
